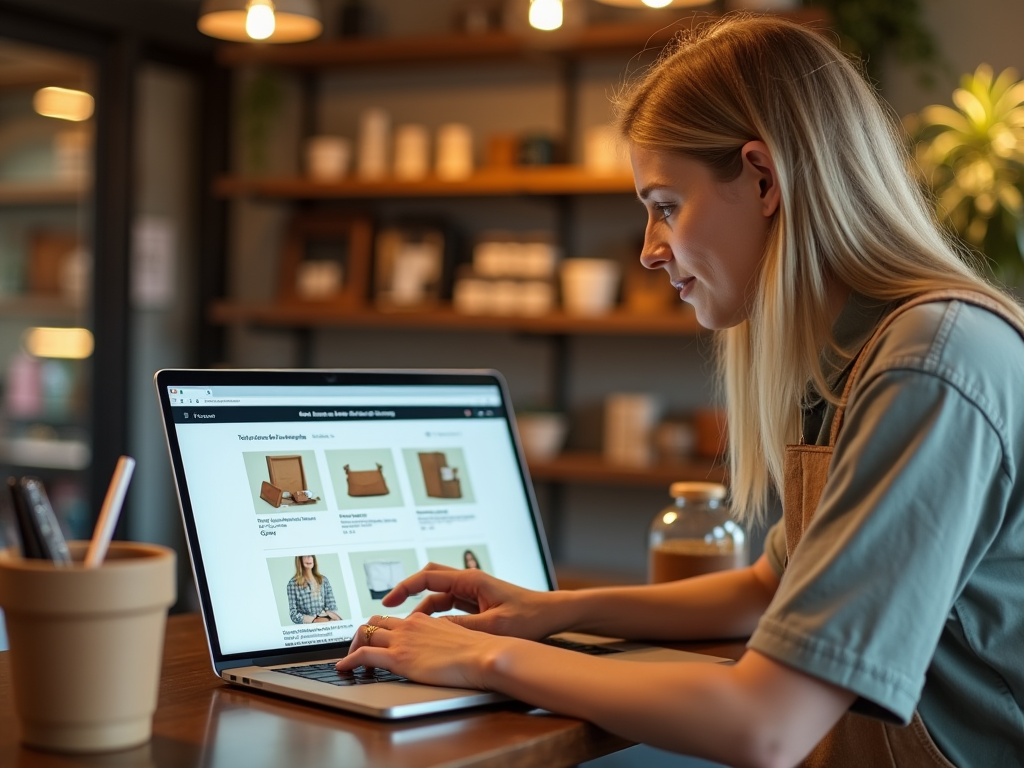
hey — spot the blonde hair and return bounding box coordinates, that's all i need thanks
[616,15,1024,525]
[294,555,323,589]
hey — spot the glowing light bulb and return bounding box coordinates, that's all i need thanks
[245,0,276,40]
[529,0,563,31]
[642,0,673,7]
[33,87,94,122]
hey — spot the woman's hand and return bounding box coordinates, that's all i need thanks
[380,563,568,640]
[325,610,343,621]
[338,613,515,689]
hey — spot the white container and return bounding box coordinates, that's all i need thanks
[521,242,559,278]
[517,412,569,462]
[357,108,390,181]
[604,393,661,467]
[453,278,492,315]
[492,280,520,316]
[520,280,554,316]
[393,123,430,180]
[436,123,474,181]
[296,260,343,299]
[560,258,621,316]
[305,136,351,181]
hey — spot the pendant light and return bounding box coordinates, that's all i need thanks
[592,0,710,7]
[198,0,323,43]
[529,0,564,30]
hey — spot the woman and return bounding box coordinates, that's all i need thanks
[338,16,1024,767]
[287,555,342,624]
[463,549,481,570]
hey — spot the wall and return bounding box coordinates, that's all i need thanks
[127,63,200,610]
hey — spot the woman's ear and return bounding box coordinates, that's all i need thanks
[741,140,780,217]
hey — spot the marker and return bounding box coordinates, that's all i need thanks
[84,456,136,568]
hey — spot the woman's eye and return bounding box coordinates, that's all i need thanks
[653,203,675,220]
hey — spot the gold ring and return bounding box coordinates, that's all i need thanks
[380,615,392,627]
[364,625,379,641]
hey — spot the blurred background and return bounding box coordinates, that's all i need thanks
[0,0,1019,641]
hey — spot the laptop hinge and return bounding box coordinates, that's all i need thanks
[253,647,348,667]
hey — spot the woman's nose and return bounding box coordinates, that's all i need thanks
[639,231,672,271]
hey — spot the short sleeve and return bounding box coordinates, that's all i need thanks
[748,367,1007,724]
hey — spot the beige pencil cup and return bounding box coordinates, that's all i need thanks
[0,541,176,753]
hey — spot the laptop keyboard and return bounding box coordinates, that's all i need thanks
[541,637,624,655]
[271,640,621,689]
[273,663,407,687]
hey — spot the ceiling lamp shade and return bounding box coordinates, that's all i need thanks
[592,0,711,7]
[198,0,323,43]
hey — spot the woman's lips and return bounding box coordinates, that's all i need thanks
[673,277,696,300]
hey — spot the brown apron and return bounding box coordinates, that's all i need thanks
[784,289,1024,768]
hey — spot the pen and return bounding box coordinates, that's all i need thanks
[84,456,136,568]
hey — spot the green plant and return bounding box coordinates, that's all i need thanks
[804,0,938,85]
[907,65,1024,281]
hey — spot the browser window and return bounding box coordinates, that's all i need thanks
[168,383,548,657]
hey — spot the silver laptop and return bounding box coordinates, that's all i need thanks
[156,369,727,719]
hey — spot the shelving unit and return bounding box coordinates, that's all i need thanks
[0,295,81,320]
[0,179,88,206]
[210,11,812,576]
[214,165,635,199]
[527,451,724,488]
[209,302,700,336]
[215,11,829,69]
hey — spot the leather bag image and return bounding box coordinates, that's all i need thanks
[345,463,389,497]
[418,452,462,499]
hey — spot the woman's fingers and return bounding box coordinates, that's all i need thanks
[410,591,458,615]
[336,645,392,673]
[382,567,477,607]
[346,619,394,654]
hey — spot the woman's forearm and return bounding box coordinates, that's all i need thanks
[555,557,779,640]
[480,640,849,768]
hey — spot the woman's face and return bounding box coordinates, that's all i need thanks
[301,556,315,569]
[464,552,479,569]
[631,143,779,330]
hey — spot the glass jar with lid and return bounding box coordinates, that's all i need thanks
[648,481,747,583]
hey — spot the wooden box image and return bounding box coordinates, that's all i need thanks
[267,455,307,492]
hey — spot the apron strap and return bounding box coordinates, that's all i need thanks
[828,289,1024,446]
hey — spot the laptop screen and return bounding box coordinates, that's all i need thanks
[157,370,553,662]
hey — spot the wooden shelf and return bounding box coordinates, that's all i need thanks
[0,296,81,320]
[0,437,90,471]
[214,166,636,200]
[0,179,87,206]
[216,11,830,69]
[528,451,725,488]
[209,301,702,336]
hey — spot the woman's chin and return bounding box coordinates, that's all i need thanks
[692,302,744,331]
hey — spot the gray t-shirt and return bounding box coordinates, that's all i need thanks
[750,295,1024,767]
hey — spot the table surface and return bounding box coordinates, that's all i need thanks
[0,613,745,768]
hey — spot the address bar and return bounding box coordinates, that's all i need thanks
[192,395,501,406]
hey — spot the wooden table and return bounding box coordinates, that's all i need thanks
[0,613,745,768]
